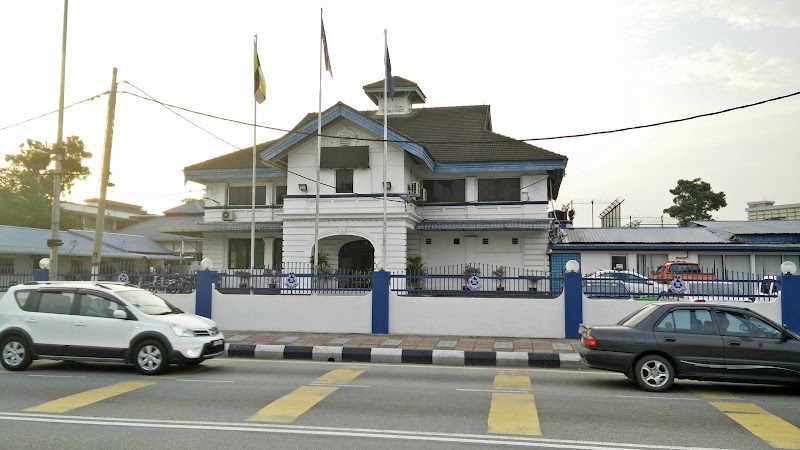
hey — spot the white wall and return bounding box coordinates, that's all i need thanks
[160,293,196,314]
[210,290,372,333]
[388,292,565,338]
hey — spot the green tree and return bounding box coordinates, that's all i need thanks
[663,178,727,226]
[0,137,92,229]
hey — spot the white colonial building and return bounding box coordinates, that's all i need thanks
[173,77,568,275]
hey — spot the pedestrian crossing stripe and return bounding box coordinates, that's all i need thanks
[23,381,157,414]
[488,372,541,436]
[246,367,366,423]
[710,401,800,449]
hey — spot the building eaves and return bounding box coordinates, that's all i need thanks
[416,219,551,231]
[159,222,283,234]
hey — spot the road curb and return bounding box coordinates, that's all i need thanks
[224,343,585,369]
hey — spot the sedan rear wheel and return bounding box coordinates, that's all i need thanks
[634,355,674,392]
[1,336,33,371]
[134,340,169,375]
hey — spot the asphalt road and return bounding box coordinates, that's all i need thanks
[1,358,799,449]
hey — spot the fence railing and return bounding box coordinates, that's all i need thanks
[582,271,780,302]
[4,266,783,301]
[215,263,371,295]
[391,264,560,297]
[0,273,35,291]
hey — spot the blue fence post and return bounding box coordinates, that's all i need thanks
[33,269,49,281]
[779,274,799,332]
[195,270,217,319]
[372,270,390,334]
[563,270,583,339]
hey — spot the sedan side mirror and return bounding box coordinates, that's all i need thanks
[781,325,793,342]
[113,309,128,320]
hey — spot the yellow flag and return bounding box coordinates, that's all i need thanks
[254,50,266,104]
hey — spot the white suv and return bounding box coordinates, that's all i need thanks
[0,281,224,375]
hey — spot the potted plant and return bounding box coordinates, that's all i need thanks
[310,251,333,288]
[492,266,506,291]
[462,264,481,290]
[406,256,426,291]
[235,271,250,289]
[267,268,280,289]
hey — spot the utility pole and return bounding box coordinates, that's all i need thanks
[91,67,118,280]
[48,0,69,280]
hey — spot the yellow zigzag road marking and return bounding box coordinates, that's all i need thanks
[24,381,157,414]
[246,367,366,423]
[488,371,540,436]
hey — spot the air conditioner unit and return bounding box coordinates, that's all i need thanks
[420,188,427,202]
[221,210,234,221]
[408,182,421,197]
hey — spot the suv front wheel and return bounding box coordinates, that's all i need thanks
[134,340,169,375]
[1,336,33,371]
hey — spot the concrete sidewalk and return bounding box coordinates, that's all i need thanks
[222,331,586,369]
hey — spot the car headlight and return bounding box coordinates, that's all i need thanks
[170,323,195,337]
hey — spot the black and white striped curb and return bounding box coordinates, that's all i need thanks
[224,344,585,369]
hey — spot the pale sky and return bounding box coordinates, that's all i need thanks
[1,0,799,228]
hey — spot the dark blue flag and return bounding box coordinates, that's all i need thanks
[385,47,395,98]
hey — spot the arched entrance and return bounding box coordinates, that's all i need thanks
[338,239,375,272]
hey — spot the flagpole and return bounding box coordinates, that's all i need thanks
[251,35,258,281]
[382,30,388,271]
[314,8,323,283]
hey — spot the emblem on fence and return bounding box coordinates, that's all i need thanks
[117,271,129,284]
[669,276,685,294]
[285,272,298,289]
[467,273,481,291]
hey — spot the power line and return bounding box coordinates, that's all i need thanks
[121,82,411,205]
[0,92,107,132]
[117,86,800,145]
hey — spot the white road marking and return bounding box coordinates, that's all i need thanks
[27,375,87,379]
[458,388,530,394]
[307,383,371,388]
[0,412,739,450]
[616,395,699,401]
[175,379,235,383]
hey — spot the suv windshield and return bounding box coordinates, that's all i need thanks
[117,289,183,315]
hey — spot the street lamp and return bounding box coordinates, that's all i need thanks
[565,260,580,273]
[39,258,51,270]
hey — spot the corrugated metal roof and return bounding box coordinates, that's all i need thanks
[66,230,173,255]
[416,219,551,231]
[692,220,800,235]
[0,225,179,259]
[564,227,728,244]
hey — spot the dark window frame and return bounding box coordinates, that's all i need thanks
[228,238,265,269]
[423,179,465,203]
[336,169,354,193]
[228,186,267,206]
[478,178,519,202]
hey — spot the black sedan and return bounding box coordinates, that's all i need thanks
[578,302,800,392]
